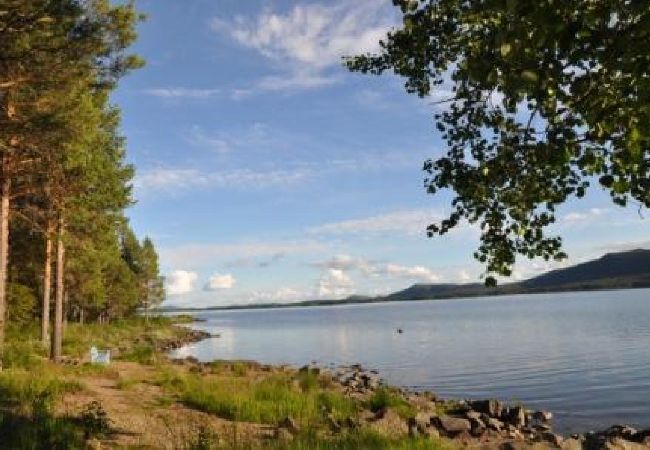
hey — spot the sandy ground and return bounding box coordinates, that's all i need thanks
[57,362,274,449]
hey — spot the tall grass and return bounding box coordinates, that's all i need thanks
[156,366,357,426]
[366,387,415,419]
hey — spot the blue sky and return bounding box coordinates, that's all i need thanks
[114,0,649,307]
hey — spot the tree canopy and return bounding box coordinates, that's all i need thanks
[0,1,162,364]
[346,0,650,284]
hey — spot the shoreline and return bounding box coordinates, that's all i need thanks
[164,319,650,450]
[157,286,650,314]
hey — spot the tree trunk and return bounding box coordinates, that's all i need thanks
[51,217,65,363]
[41,231,52,346]
[79,307,84,325]
[0,175,9,370]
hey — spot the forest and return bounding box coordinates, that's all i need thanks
[0,0,162,366]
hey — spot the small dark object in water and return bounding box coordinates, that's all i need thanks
[396,328,403,334]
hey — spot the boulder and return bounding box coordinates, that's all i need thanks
[541,431,564,448]
[414,412,434,430]
[487,417,505,431]
[436,415,472,436]
[561,438,584,450]
[603,437,649,450]
[470,399,504,418]
[371,408,408,436]
[533,410,554,422]
[505,406,527,427]
[466,411,483,421]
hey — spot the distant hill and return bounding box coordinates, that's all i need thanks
[385,249,650,301]
[521,249,650,289]
[160,249,650,312]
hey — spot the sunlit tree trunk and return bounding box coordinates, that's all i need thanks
[0,174,10,370]
[51,217,65,363]
[41,229,52,346]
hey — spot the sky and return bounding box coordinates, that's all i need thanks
[113,0,650,308]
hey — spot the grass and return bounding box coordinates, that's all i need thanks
[156,365,358,427]
[62,316,189,362]
[179,428,450,450]
[366,387,416,419]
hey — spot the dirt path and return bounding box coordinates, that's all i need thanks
[58,362,273,449]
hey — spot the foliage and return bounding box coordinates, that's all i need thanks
[7,283,37,325]
[79,401,112,439]
[346,0,650,283]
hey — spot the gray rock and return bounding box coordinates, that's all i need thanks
[414,412,434,430]
[436,415,472,436]
[534,410,554,422]
[603,437,648,450]
[470,399,504,418]
[487,417,505,431]
[542,431,564,448]
[506,406,527,427]
[466,411,483,421]
[561,438,583,450]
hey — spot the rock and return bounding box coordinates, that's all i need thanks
[561,438,584,450]
[278,416,299,434]
[533,410,554,422]
[603,437,649,450]
[469,417,486,437]
[371,408,408,436]
[505,406,527,427]
[414,412,434,430]
[407,417,419,438]
[470,399,504,418]
[603,425,638,439]
[542,431,564,448]
[508,429,524,440]
[435,415,472,436]
[466,411,483,421]
[424,427,440,439]
[487,417,505,432]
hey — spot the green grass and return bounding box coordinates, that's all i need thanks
[183,428,450,450]
[366,387,415,419]
[156,366,358,427]
[62,316,188,361]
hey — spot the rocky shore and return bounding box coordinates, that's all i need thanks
[324,364,650,450]
[166,324,650,450]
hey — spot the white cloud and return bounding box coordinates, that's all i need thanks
[561,208,609,226]
[134,167,309,193]
[204,273,236,291]
[211,1,394,92]
[144,88,221,99]
[166,270,198,296]
[161,241,327,268]
[309,209,438,236]
[313,254,442,284]
[247,287,307,303]
[318,268,355,298]
[384,263,441,283]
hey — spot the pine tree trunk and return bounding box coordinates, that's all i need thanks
[41,231,52,346]
[0,175,10,370]
[51,217,65,363]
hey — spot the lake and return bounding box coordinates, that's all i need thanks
[170,288,650,434]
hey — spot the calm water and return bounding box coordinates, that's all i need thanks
[171,289,650,433]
